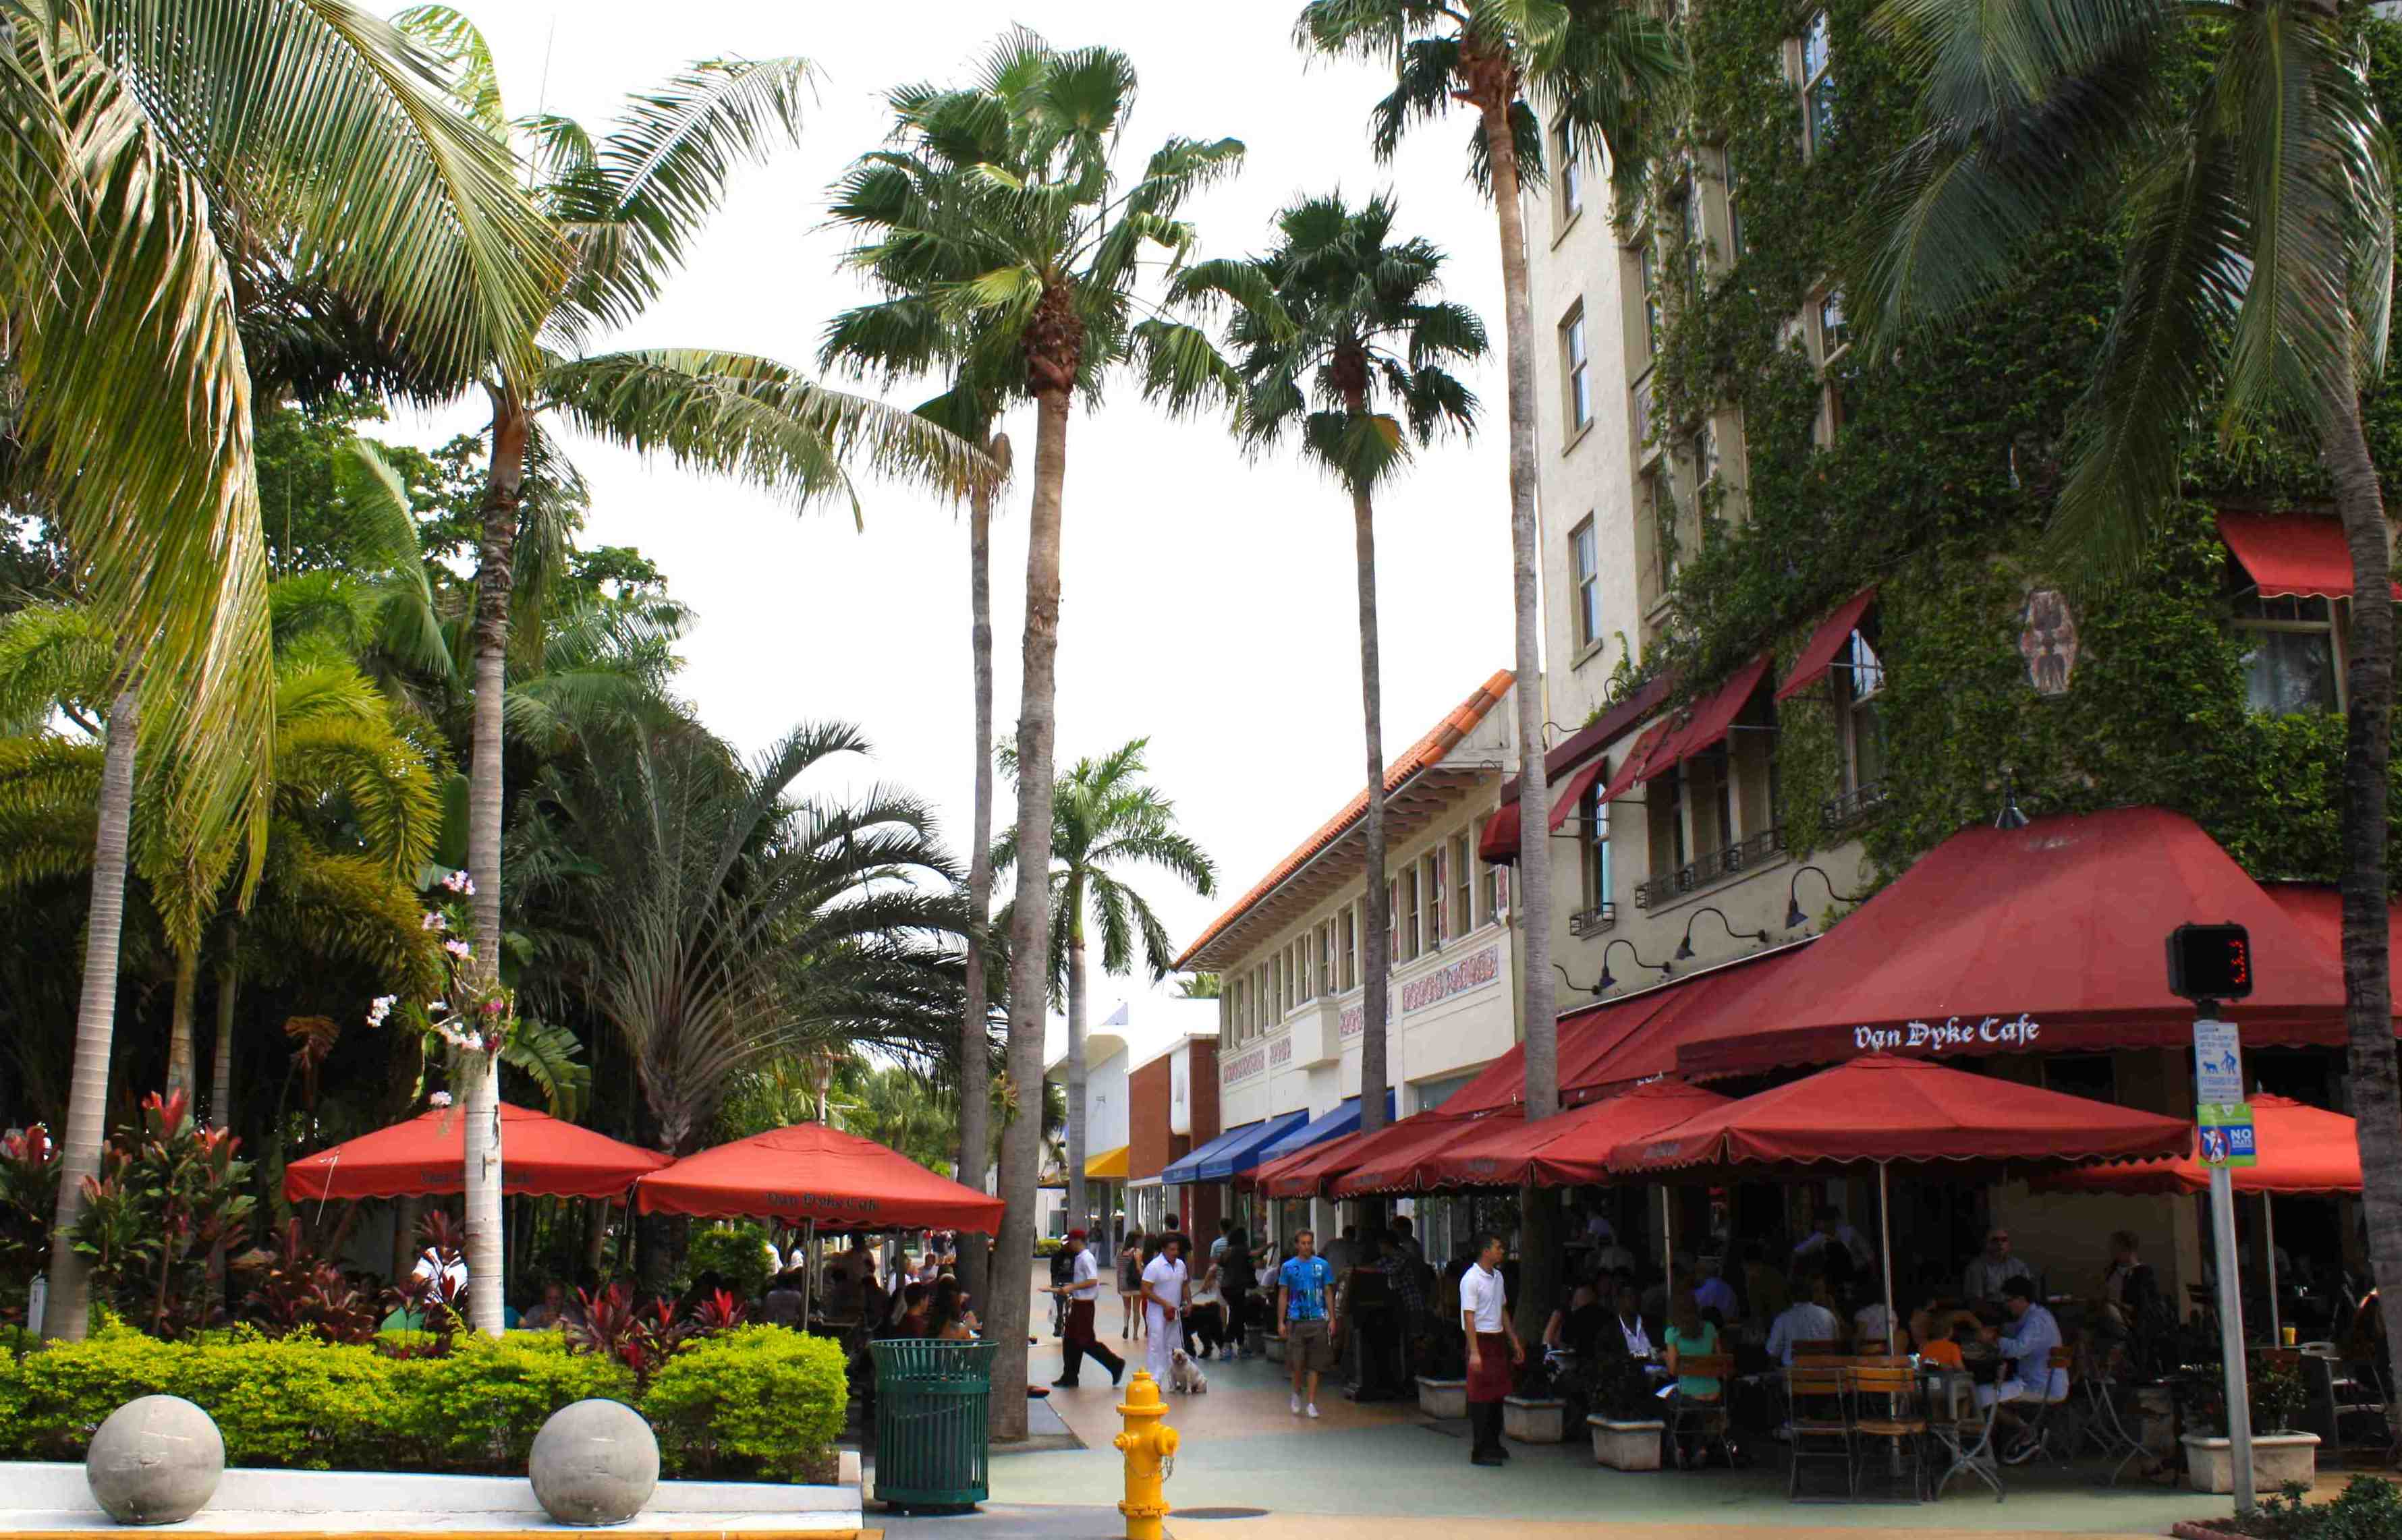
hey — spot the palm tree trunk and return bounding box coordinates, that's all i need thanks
[1352,481,1392,1140]
[2322,382,2402,1420]
[956,450,999,1311]
[462,384,530,1338]
[208,945,238,1129]
[1067,896,1089,1233]
[1476,76,1564,1344]
[44,689,138,1342]
[165,946,199,1100]
[994,384,1072,1440]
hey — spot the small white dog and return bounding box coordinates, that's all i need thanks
[1169,1346,1209,1394]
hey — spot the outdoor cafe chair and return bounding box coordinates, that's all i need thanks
[1925,1363,2005,1502]
[2005,1346,2078,1468]
[1785,1364,1855,1501]
[1847,1363,1930,1502]
[1668,1353,1738,1471]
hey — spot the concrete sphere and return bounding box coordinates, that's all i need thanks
[529,1399,659,1527]
[85,1395,224,1525]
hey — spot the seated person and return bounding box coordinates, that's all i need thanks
[1766,1276,1843,1366]
[1541,1265,1606,1359]
[1978,1278,2069,1459]
[1853,1298,1898,1354]
[520,1280,571,1330]
[1665,1294,1721,1400]
[1693,1257,1740,1327]
[1918,1315,1977,1370]
[1961,1227,2036,1307]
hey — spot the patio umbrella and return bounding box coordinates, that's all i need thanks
[634,1120,1005,1230]
[283,1102,671,1201]
[1455,1079,1729,1189]
[1613,1056,2193,1352]
[1333,1112,1508,1197]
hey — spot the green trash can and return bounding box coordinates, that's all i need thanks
[870,1339,995,1512]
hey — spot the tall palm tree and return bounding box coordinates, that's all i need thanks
[1174,192,1485,1143]
[397,9,990,1335]
[1,0,558,1343]
[825,28,1241,1431]
[1855,0,2401,1416]
[995,738,1216,1232]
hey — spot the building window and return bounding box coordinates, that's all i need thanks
[1581,777,1611,914]
[1387,877,1401,966]
[1481,857,1509,923]
[1656,769,1688,874]
[1631,374,1656,455]
[1571,517,1602,649]
[1724,150,1745,259]
[1837,625,1887,791]
[1817,289,1849,362]
[1452,833,1474,935]
[1679,171,1704,286]
[1422,848,1447,949]
[1638,241,1661,353]
[1400,868,1422,961]
[1341,906,1358,991]
[1689,419,1719,494]
[1648,470,1681,594]
[1318,921,1335,1002]
[1553,118,1583,229]
[1801,11,1835,155]
[1561,304,1592,434]
[2237,594,2343,714]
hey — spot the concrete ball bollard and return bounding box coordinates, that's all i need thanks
[85,1395,225,1525]
[528,1399,660,1527]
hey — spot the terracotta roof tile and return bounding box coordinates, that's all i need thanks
[1173,670,1515,970]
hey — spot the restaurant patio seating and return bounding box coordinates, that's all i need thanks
[1786,1365,1854,1500]
[1667,1353,1737,1471]
[2001,1346,2077,1468]
[1847,1363,1930,1502]
[1926,1365,2005,1502]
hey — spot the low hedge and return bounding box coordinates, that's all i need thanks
[0,1323,843,1481]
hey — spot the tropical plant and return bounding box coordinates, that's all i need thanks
[1298,0,1679,1337]
[1173,190,1484,1143]
[236,1219,381,1344]
[69,1089,258,1338]
[0,1125,61,1326]
[2,0,560,1342]
[825,28,1242,1434]
[1852,0,2401,1417]
[392,9,990,1334]
[995,738,1215,1228]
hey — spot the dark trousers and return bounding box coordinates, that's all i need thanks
[1467,1398,1505,1457]
[1186,1303,1227,1356]
[1057,1299,1123,1386]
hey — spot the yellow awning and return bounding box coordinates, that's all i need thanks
[1085,1144,1130,1180]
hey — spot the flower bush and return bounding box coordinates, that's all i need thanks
[643,1326,846,1483]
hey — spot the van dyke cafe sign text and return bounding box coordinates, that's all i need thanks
[1225,943,1505,1085]
[1852,1013,2042,1053]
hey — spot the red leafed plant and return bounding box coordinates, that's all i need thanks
[0,1124,60,1328]
[69,1090,254,1338]
[382,1209,469,1352]
[565,1282,691,1388]
[690,1287,748,1337]
[237,1219,379,1343]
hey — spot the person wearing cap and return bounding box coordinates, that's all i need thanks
[1978,1276,2067,1460]
[1046,1229,1125,1389]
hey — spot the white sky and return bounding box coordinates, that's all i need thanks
[395,2,1519,1024]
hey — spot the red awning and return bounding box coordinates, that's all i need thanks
[1674,806,2357,1079]
[2262,882,2402,973]
[634,1121,1005,1230]
[284,1104,671,1202]
[1561,944,1817,1099]
[1597,721,1671,805]
[2036,1094,2359,1197]
[1643,656,1770,781]
[1332,1112,1499,1197]
[1548,757,1609,832]
[2219,512,2401,601]
[1775,588,1878,702]
[1521,1080,1736,1187]
[1614,1057,2191,1172]
[1255,1130,1367,1199]
[1478,800,1519,865]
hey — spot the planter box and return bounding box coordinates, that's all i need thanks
[1588,1417,1666,1471]
[1417,1377,1467,1420]
[2179,1431,2319,1495]
[1504,1396,1565,1444]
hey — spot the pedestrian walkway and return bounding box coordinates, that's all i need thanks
[1000,1267,2253,1536]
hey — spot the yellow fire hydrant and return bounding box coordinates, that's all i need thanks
[1113,1369,1179,1540]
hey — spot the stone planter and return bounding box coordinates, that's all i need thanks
[1588,1416,1666,1471]
[2179,1431,2319,1495]
[1504,1396,1565,1444]
[1417,1376,1467,1420]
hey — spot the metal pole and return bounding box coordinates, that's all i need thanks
[2209,1164,2256,1511]
[1660,1186,1673,1307]
[800,1216,816,1335]
[1878,1163,1899,1355]
[2262,1194,2282,1347]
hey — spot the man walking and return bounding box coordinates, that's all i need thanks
[1277,1228,1338,1419]
[1048,1230,1125,1389]
[1140,1232,1190,1384]
[1460,1233,1523,1466]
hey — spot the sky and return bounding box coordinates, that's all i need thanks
[394,2,1521,1027]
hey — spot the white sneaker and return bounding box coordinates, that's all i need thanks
[1290,1393,1302,1415]
[1306,1403,1320,1419]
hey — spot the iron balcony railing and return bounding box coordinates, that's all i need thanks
[1634,826,1786,910]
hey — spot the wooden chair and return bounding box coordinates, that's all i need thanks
[1793,1338,1843,1359]
[1668,1352,1737,1469]
[1786,1365,1855,1500]
[1847,1364,1930,1502]
[2007,1346,2077,1466]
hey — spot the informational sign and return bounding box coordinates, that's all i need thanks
[2198,1102,2258,1168]
[2193,1019,2245,1106]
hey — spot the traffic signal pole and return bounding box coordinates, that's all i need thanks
[2196,996,2255,1513]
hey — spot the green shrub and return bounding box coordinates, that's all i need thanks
[642,1326,845,1482]
[6,1326,194,1458]
[686,1222,775,1299]
[170,1330,400,1468]
[404,1332,638,1470]
[2235,1477,2402,1538]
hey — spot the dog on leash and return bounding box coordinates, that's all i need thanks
[1169,1346,1209,1394]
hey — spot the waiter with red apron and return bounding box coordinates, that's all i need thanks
[1049,1229,1126,1388]
[1459,1233,1524,1466]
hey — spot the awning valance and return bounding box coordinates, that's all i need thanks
[284,1104,670,1202]
[1085,1144,1130,1180]
[1162,1110,1308,1186]
[1775,588,1878,702]
[1332,1111,1492,1196]
[1548,756,1610,831]
[2038,1094,2359,1196]
[2219,512,2400,601]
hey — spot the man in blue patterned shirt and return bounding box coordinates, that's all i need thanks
[1278,1230,1338,1419]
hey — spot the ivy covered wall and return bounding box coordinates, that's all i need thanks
[1618,0,2402,888]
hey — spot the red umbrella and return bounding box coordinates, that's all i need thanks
[283,1103,671,1201]
[1333,1112,1506,1197]
[1521,1080,1735,1187]
[633,1121,1004,1231]
[2035,1094,2359,1196]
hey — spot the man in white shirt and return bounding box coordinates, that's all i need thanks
[1459,1233,1524,1467]
[1961,1228,2036,1306]
[1046,1230,1125,1389]
[1766,1278,1843,1367]
[1140,1233,1190,1384]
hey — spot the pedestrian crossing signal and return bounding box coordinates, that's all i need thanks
[2167,923,2252,1002]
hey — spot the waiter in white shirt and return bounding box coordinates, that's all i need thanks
[1140,1233,1190,1383]
[1459,1233,1524,1466]
[1046,1230,1125,1388]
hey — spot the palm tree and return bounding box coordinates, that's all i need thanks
[1854,0,2401,1417]
[995,739,1216,1232]
[395,9,990,1335]
[825,28,1241,1431]
[1,0,557,1343]
[1174,192,1484,1143]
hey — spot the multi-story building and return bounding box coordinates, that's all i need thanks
[1044,996,1219,1238]
[1174,672,1526,1249]
[1122,1027,1219,1240]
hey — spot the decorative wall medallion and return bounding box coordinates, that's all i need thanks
[2019,589,2077,695]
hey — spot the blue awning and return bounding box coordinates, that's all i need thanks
[1256,1092,1395,1163]
[1161,1111,1308,1186]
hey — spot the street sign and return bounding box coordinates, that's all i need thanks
[2198,1102,2259,1168]
[2193,1019,2245,1105]
[2168,923,2254,1000]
